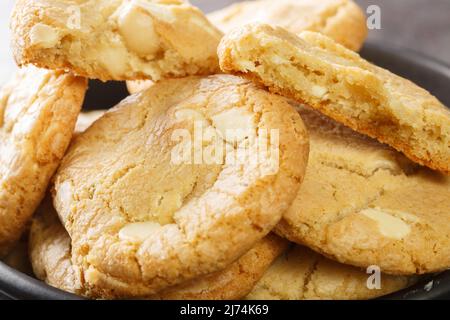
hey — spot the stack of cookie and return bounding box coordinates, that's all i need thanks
[1,0,449,300]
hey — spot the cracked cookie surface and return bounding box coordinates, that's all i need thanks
[30,197,289,299]
[275,105,450,275]
[218,24,450,174]
[11,0,223,81]
[0,66,86,256]
[246,245,415,300]
[53,74,309,297]
[208,0,367,51]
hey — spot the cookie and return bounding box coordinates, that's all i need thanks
[275,105,450,275]
[246,245,415,300]
[29,197,84,295]
[0,66,87,256]
[218,24,450,174]
[209,0,367,51]
[30,198,289,299]
[53,74,309,297]
[75,111,106,133]
[11,0,223,81]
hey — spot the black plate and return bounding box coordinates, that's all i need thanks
[1,41,450,300]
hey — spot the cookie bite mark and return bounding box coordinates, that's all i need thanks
[218,24,450,174]
[11,0,223,81]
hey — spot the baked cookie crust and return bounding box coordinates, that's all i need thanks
[11,0,223,81]
[0,66,86,256]
[209,0,367,51]
[218,24,450,174]
[275,105,450,275]
[53,74,309,297]
[246,245,415,300]
[30,197,289,299]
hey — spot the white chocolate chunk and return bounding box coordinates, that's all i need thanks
[212,108,255,136]
[117,3,160,57]
[134,0,177,23]
[29,24,61,48]
[119,221,162,242]
[361,208,411,239]
[311,85,328,99]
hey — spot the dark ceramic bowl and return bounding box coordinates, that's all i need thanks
[1,41,450,300]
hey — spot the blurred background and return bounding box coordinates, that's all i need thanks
[1,0,450,85]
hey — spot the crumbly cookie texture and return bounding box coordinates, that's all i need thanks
[0,66,86,256]
[153,234,288,300]
[11,0,223,81]
[275,105,450,275]
[30,199,289,299]
[209,0,367,51]
[246,245,415,300]
[29,197,85,295]
[218,24,450,174]
[53,74,309,298]
[75,110,106,133]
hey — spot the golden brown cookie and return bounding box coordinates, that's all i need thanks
[29,198,289,299]
[53,75,309,298]
[274,105,450,275]
[246,245,415,300]
[218,24,450,174]
[11,0,223,81]
[29,197,84,295]
[209,0,367,51]
[0,66,86,256]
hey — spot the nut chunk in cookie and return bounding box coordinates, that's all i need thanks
[0,66,87,256]
[53,75,309,298]
[219,24,450,174]
[11,0,223,81]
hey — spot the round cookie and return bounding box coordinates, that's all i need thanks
[11,0,223,81]
[275,105,450,275]
[53,74,309,297]
[29,198,289,299]
[209,0,367,51]
[0,66,87,256]
[246,245,416,300]
[218,24,450,174]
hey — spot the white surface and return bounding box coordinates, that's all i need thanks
[0,0,16,86]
